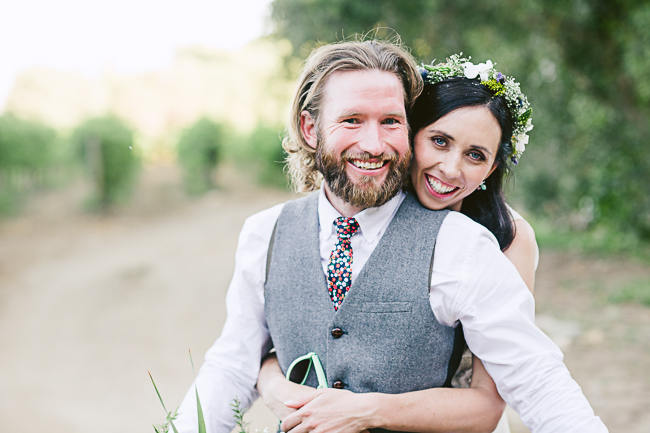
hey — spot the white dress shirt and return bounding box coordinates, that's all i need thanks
[174,189,607,433]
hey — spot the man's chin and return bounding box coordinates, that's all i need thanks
[341,180,402,208]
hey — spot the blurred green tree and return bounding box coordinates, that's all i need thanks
[0,114,59,213]
[71,115,139,209]
[247,124,287,188]
[177,117,223,195]
[270,0,650,241]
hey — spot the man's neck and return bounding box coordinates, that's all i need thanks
[323,183,364,217]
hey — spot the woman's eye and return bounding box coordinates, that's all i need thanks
[468,151,486,161]
[431,136,447,147]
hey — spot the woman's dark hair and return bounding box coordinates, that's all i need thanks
[409,77,516,250]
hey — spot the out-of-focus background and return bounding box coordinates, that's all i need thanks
[0,1,648,432]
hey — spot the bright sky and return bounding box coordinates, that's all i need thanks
[0,0,272,109]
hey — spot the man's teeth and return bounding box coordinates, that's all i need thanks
[427,177,456,194]
[351,160,385,170]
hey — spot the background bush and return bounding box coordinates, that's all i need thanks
[245,124,287,188]
[71,115,139,209]
[176,117,222,195]
[0,114,59,213]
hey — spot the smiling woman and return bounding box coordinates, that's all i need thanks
[409,75,518,251]
[411,105,501,212]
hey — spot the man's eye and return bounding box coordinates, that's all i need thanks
[342,118,359,124]
[383,118,400,125]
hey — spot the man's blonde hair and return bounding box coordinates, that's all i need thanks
[283,39,423,191]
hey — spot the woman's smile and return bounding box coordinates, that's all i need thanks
[424,174,460,197]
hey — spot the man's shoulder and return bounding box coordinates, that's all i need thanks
[244,201,285,229]
[244,192,317,230]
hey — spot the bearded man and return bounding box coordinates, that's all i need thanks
[172,40,607,433]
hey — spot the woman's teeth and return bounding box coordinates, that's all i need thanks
[351,160,385,170]
[427,176,456,194]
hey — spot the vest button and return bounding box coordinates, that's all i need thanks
[331,327,344,338]
[332,380,345,389]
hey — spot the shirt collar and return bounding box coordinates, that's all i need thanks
[317,187,405,244]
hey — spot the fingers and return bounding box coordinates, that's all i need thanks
[280,408,309,433]
[284,387,323,408]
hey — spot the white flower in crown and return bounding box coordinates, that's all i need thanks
[514,132,529,155]
[524,118,534,132]
[463,60,494,81]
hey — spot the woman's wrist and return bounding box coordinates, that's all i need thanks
[357,392,386,430]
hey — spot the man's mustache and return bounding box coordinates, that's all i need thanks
[341,151,399,163]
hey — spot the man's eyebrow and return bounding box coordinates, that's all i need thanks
[338,111,362,118]
[337,111,406,119]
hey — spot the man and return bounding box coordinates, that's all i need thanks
[173,40,608,433]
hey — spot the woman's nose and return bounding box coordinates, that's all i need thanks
[438,152,462,179]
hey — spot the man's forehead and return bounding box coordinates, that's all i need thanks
[321,69,407,113]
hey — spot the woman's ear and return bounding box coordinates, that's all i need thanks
[300,110,318,150]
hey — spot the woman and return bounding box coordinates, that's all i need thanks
[256,54,538,433]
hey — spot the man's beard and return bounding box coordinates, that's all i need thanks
[315,143,411,209]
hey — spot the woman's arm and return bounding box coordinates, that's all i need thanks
[261,352,504,433]
[356,355,505,433]
[504,217,538,293]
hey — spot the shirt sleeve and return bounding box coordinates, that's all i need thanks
[431,212,608,433]
[173,203,283,433]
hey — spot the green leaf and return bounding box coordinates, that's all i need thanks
[168,419,179,433]
[188,349,196,374]
[195,387,207,433]
[148,371,169,414]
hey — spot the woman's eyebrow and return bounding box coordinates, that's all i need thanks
[469,144,493,156]
[427,129,454,141]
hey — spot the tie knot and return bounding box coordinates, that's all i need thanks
[334,217,359,240]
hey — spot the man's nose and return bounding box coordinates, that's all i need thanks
[357,123,384,156]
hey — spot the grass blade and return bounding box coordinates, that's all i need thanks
[189,349,196,373]
[148,370,169,413]
[195,387,207,433]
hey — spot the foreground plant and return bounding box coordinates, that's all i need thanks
[149,350,206,433]
[150,351,258,433]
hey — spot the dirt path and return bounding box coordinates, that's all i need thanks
[0,165,647,433]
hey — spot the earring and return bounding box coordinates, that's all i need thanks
[477,180,487,191]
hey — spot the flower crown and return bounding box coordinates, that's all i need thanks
[421,53,533,164]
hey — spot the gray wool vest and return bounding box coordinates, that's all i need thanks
[264,192,463,432]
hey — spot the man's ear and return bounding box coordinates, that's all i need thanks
[300,110,318,150]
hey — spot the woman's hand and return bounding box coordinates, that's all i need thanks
[281,388,373,433]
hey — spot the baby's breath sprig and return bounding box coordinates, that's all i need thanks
[421,53,534,164]
[231,398,249,433]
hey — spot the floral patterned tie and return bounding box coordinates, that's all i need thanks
[327,217,360,311]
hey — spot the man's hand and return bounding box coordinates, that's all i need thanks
[256,354,319,419]
[281,388,375,433]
